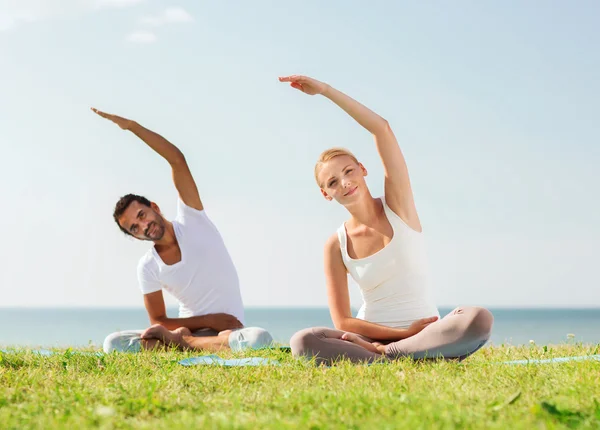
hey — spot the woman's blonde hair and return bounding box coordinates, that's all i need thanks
[314,147,359,187]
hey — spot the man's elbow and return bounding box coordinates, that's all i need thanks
[169,149,186,166]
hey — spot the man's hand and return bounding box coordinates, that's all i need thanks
[278,75,329,96]
[407,316,439,337]
[91,107,135,130]
[206,313,243,332]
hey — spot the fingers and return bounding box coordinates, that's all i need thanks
[279,75,297,82]
[91,107,112,120]
[278,75,307,83]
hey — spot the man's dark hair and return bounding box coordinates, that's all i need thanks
[113,194,152,236]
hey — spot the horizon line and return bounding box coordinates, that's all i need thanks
[1,305,599,310]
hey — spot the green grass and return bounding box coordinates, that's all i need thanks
[1,344,599,429]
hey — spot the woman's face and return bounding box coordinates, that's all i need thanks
[318,155,367,204]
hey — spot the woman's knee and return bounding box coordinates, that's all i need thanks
[467,307,494,339]
[289,327,329,357]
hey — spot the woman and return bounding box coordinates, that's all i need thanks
[279,75,493,365]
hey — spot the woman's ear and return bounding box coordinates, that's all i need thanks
[359,162,368,177]
[320,188,333,201]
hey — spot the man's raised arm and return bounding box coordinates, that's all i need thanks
[92,108,203,211]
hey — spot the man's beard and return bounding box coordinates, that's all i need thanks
[144,220,165,241]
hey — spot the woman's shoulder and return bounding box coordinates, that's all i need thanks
[324,232,341,252]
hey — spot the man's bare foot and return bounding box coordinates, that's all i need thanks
[179,329,232,352]
[174,327,192,337]
[141,324,190,348]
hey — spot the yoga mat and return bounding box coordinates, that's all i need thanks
[502,355,600,365]
[0,349,101,357]
[178,355,280,367]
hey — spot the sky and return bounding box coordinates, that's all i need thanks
[1,0,599,310]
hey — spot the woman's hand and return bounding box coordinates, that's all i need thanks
[278,75,329,96]
[407,316,439,337]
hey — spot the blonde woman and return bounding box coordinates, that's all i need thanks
[280,75,493,365]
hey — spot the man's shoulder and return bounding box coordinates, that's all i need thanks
[137,249,158,274]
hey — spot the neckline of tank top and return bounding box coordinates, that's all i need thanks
[341,197,396,263]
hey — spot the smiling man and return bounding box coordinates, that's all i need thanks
[92,108,273,353]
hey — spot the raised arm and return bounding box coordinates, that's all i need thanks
[143,290,243,332]
[324,235,435,340]
[91,108,203,211]
[279,76,421,231]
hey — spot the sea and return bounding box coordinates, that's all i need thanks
[1,307,599,348]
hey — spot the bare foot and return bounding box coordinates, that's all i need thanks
[176,329,233,352]
[218,329,233,338]
[341,332,384,355]
[174,327,192,337]
[141,324,189,348]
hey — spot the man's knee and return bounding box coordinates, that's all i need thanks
[103,330,143,353]
[228,327,273,351]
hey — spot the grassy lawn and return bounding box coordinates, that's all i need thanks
[1,344,599,429]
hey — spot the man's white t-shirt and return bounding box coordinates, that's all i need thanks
[137,199,245,324]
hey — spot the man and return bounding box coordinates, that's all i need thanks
[93,108,272,353]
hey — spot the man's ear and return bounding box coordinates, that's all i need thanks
[150,202,162,214]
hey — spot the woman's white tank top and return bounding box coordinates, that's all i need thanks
[337,197,440,328]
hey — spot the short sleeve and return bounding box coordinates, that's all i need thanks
[174,198,219,233]
[175,198,208,222]
[137,254,162,295]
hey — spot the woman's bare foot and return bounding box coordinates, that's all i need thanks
[341,332,385,355]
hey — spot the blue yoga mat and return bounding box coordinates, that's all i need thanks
[502,355,600,365]
[178,355,280,367]
[0,349,102,357]
[3,349,597,366]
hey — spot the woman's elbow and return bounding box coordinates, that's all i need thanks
[373,119,392,135]
[334,318,352,332]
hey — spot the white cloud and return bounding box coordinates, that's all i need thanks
[93,0,145,9]
[126,30,156,44]
[0,0,146,31]
[139,7,194,27]
[164,7,193,23]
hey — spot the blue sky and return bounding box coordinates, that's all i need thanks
[1,0,598,309]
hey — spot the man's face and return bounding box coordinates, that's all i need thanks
[118,201,166,241]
